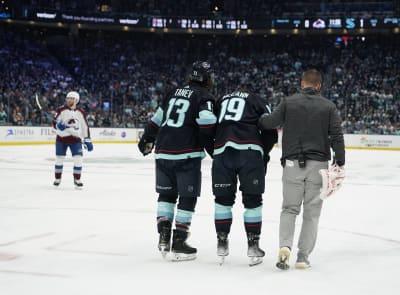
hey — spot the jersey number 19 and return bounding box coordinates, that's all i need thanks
[218,97,245,123]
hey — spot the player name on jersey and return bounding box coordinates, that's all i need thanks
[174,88,194,98]
[222,91,249,99]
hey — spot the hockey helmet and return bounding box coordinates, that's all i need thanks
[188,61,214,86]
[66,91,80,104]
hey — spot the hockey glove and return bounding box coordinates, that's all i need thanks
[84,137,94,152]
[56,122,67,131]
[319,164,345,200]
[138,137,155,156]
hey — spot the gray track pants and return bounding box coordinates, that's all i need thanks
[279,159,328,257]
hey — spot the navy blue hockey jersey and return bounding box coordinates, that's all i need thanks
[214,91,277,156]
[145,83,217,160]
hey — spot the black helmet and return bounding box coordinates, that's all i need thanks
[188,61,214,87]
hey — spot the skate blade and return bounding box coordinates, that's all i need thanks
[171,253,196,262]
[295,262,311,269]
[74,185,83,190]
[249,257,263,267]
[218,255,228,266]
[160,251,168,259]
[159,245,169,259]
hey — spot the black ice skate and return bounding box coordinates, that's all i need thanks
[247,233,265,266]
[276,247,291,270]
[74,179,83,189]
[171,230,197,261]
[157,220,172,259]
[53,178,61,186]
[217,232,229,265]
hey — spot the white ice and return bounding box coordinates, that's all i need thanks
[0,144,399,295]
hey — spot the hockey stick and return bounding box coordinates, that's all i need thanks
[35,94,56,122]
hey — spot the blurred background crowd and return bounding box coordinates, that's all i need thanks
[1,0,399,135]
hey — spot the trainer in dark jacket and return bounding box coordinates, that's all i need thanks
[258,84,345,166]
[258,69,345,270]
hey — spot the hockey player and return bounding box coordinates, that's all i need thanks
[138,61,216,261]
[53,91,93,188]
[212,87,278,266]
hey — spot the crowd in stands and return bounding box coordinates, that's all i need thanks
[0,26,399,135]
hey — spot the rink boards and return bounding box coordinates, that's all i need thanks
[0,126,399,150]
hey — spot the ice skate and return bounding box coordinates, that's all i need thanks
[276,247,291,270]
[247,233,265,266]
[157,220,172,259]
[171,230,197,261]
[53,178,61,186]
[74,179,83,189]
[217,232,229,265]
[295,253,311,269]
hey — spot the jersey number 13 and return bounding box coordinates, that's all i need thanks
[162,98,190,128]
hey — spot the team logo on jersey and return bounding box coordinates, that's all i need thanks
[67,118,80,130]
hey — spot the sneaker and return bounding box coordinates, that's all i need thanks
[276,247,291,270]
[53,179,61,186]
[295,253,311,269]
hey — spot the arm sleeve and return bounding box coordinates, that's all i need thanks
[196,95,217,157]
[256,96,278,155]
[261,129,278,155]
[258,97,286,130]
[329,106,345,166]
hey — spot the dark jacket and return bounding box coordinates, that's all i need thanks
[258,88,345,166]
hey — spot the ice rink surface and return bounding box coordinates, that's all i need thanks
[0,144,399,295]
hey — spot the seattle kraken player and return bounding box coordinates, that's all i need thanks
[212,87,277,266]
[138,61,216,261]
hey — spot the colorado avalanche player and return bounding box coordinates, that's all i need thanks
[52,91,93,188]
